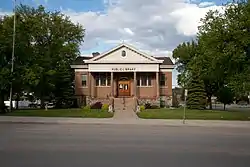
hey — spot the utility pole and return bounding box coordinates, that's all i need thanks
[9,0,16,112]
[183,89,188,124]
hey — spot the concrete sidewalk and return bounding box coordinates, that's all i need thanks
[0,116,250,128]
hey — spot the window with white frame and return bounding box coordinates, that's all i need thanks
[95,73,111,86]
[81,74,87,87]
[160,73,166,86]
[137,74,152,86]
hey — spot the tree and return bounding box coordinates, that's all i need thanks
[197,1,250,96]
[0,11,31,112]
[173,41,197,89]
[15,5,85,108]
[0,4,85,112]
[186,71,207,110]
[216,86,234,110]
[173,0,250,111]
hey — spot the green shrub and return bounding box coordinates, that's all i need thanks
[140,105,145,111]
[144,102,151,109]
[101,104,109,111]
[83,105,91,111]
[151,105,160,109]
[91,102,102,109]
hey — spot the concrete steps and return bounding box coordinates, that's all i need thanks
[113,98,138,120]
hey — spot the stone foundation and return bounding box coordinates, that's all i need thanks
[78,96,172,109]
[86,96,110,106]
[137,96,172,108]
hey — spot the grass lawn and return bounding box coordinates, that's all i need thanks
[137,108,250,120]
[0,108,113,118]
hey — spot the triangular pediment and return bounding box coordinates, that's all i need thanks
[85,43,163,64]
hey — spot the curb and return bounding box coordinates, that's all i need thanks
[0,119,250,128]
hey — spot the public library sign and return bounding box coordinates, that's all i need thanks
[88,64,159,72]
[112,68,136,71]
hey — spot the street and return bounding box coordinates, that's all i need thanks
[0,123,250,167]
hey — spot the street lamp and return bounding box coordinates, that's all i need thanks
[183,89,188,124]
[248,94,250,105]
[9,0,16,112]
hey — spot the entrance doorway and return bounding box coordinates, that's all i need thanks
[118,77,130,97]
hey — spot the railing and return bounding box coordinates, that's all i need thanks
[122,97,125,110]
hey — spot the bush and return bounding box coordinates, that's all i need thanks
[144,102,151,109]
[140,105,145,111]
[82,105,91,111]
[160,100,165,108]
[150,105,160,109]
[101,104,109,111]
[91,102,103,109]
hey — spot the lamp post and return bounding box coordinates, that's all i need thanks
[248,94,250,105]
[9,0,16,112]
[183,89,188,124]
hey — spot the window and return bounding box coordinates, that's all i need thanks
[95,73,111,86]
[160,73,166,86]
[137,74,152,86]
[122,50,126,57]
[81,74,87,87]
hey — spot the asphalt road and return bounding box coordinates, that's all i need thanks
[0,123,250,167]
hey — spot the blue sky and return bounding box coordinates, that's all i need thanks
[1,0,229,87]
[1,0,228,11]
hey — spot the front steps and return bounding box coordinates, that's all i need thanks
[113,98,138,120]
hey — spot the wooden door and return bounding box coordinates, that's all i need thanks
[118,80,130,97]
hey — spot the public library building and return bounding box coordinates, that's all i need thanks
[71,43,174,107]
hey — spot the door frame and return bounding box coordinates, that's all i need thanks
[117,77,131,97]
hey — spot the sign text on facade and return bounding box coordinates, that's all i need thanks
[112,68,136,71]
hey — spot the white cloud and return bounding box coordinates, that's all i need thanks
[198,2,215,7]
[1,1,225,87]
[63,0,224,87]
[64,0,224,51]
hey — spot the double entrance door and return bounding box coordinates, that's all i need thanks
[118,78,130,97]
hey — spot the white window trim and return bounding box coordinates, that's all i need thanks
[81,74,88,88]
[95,73,111,87]
[137,75,152,87]
[159,74,167,88]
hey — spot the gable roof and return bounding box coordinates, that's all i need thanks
[85,43,163,63]
[155,57,174,65]
[72,55,174,65]
[71,56,92,65]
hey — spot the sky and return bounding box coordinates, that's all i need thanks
[1,0,229,87]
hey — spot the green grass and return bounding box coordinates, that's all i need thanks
[137,108,250,120]
[1,108,113,118]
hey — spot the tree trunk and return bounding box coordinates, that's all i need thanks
[223,104,226,111]
[0,93,6,113]
[208,96,212,110]
[40,96,45,109]
[16,94,20,110]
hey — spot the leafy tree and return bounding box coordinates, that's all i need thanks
[216,86,235,110]
[15,5,85,108]
[0,4,85,112]
[197,1,250,96]
[173,41,197,89]
[0,12,31,112]
[173,0,250,111]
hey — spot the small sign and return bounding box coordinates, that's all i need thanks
[112,68,136,71]
[185,89,188,97]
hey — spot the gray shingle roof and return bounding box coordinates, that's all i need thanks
[154,57,174,65]
[72,56,174,65]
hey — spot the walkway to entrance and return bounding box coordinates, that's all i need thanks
[113,98,138,120]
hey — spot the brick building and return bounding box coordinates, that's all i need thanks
[71,43,174,107]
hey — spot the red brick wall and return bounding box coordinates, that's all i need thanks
[74,71,173,98]
[159,72,172,96]
[75,72,89,96]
